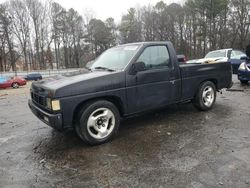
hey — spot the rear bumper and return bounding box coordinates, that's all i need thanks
[238,70,250,81]
[28,99,63,131]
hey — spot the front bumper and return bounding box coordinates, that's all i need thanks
[28,99,63,131]
[238,70,250,81]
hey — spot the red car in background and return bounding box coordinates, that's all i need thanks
[0,76,26,89]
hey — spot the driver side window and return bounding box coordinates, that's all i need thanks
[137,46,171,69]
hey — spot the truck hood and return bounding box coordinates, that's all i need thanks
[32,69,125,98]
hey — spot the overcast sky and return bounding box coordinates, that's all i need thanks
[53,0,184,22]
[0,0,184,21]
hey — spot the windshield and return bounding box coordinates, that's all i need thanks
[205,50,227,58]
[91,45,140,71]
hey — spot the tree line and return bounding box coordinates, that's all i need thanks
[0,0,249,72]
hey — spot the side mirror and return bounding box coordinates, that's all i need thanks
[130,61,146,75]
[240,56,247,60]
[86,60,94,69]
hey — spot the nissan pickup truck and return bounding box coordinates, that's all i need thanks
[28,41,232,145]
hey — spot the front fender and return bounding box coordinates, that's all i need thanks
[59,88,126,128]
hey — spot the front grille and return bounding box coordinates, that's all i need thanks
[31,92,46,107]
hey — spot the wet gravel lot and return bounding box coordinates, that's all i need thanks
[0,76,250,188]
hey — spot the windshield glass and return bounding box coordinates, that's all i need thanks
[91,45,140,70]
[205,50,227,58]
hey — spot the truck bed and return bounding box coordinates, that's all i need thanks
[179,62,232,100]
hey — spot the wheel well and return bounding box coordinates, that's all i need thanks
[72,96,124,126]
[12,82,19,86]
[201,79,218,90]
[193,79,218,98]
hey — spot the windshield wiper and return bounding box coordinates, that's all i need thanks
[93,66,115,72]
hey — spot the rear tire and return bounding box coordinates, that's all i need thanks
[240,80,248,84]
[193,81,216,111]
[75,100,120,145]
[12,82,19,89]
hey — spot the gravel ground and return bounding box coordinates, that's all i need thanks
[0,76,250,188]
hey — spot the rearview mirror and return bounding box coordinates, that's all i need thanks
[130,61,146,75]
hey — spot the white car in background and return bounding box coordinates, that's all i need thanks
[187,49,247,74]
[186,49,232,64]
[196,49,232,63]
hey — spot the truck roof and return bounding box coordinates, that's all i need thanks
[118,41,171,47]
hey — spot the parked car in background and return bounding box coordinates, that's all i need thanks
[238,45,250,84]
[177,54,187,64]
[186,59,199,64]
[0,76,26,89]
[24,73,42,81]
[0,76,6,83]
[196,49,247,74]
[230,50,248,74]
[238,62,250,84]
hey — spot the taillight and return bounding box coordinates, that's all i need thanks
[184,57,187,63]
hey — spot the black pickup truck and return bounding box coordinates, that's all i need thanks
[29,41,232,145]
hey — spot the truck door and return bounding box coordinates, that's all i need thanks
[126,45,180,113]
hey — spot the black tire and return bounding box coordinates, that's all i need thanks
[193,81,216,111]
[75,100,120,145]
[12,82,19,89]
[240,80,248,84]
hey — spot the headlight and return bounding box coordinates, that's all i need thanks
[46,98,52,109]
[238,62,248,71]
[51,100,60,111]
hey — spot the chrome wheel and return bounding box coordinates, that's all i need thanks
[87,108,115,140]
[202,86,214,107]
[12,83,19,89]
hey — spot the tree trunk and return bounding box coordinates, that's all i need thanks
[54,38,58,69]
[5,30,16,73]
[0,50,3,72]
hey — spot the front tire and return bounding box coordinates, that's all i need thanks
[193,81,216,111]
[12,82,19,89]
[75,100,120,145]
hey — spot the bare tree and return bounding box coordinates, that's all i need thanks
[231,0,250,49]
[0,4,16,72]
[9,0,30,70]
[1,0,250,72]
[119,8,142,43]
[25,0,43,69]
[50,2,64,69]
